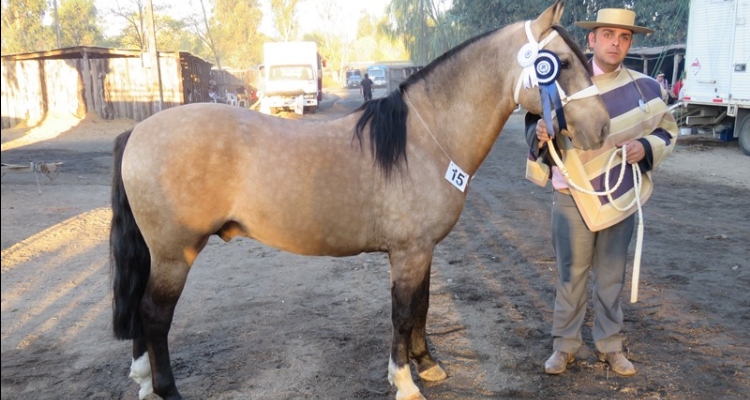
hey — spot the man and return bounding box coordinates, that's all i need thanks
[525,9,678,376]
[656,73,673,103]
[360,73,374,102]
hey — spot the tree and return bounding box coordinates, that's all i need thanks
[1,0,54,54]
[210,0,264,69]
[270,0,301,41]
[447,0,689,50]
[58,0,103,47]
[384,0,457,66]
[107,0,179,50]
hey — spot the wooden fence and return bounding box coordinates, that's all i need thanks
[1,47,216,129]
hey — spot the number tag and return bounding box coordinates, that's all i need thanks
[445,161,470,192]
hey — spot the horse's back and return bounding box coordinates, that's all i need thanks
[121,104,382,256]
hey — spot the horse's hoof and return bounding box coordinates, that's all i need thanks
[418,364,447,382]
[396,391,427,400]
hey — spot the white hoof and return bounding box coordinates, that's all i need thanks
[129,353,154,399]
[389,358,423,400]
[397,391,427,400]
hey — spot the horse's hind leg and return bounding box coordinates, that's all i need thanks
[388,247,446,400]
[138,257,191,400]
[129,336,153,399]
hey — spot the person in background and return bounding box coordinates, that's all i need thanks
[672,71,685,102]
[360,73,374,102]
[525,8,678,377]
[656,73,673,103]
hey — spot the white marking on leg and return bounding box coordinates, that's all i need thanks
[129,352,153,399]
[388,357,423,400]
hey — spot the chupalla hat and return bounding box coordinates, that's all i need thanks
[574,8,654,34]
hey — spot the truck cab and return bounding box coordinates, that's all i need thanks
[259,42,320,115]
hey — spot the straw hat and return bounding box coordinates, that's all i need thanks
[574,9,654,34]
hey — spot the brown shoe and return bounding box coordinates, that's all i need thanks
[544,351,575,375]
[597,351,636,376]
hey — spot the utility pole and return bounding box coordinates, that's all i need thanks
[144,0,163,111]
[52,0,61,48]
[419,0,425,66]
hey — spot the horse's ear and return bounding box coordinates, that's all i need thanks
[551,1,564,24]
[533,1,565,34]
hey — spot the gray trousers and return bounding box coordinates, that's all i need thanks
[550,191,635,354]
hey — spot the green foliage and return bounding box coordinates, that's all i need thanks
[1,0,54,54]
[448,0,689,51]
[58,0,103,47]
[270,0,300,41]
[107,0,176,50]
[210,0,265,68]
[384,0,464,65]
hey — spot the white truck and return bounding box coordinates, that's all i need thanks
[259,42,321,115]
[679,0,750,155]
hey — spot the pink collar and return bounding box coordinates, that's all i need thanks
[592,60,621,76]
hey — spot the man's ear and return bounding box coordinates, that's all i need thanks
[587,30,596,48]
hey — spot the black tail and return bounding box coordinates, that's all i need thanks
[354,89,408,178]
[110,130,150,340]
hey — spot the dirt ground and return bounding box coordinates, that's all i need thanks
[2,102,749,400]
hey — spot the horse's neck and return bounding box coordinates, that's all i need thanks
[407,36,519,174]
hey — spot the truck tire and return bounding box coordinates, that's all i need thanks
[739,113,750,156]
[305,106,317,114]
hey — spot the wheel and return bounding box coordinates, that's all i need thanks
[739,112,750,156]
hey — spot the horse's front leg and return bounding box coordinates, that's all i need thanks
[388,246,446,400]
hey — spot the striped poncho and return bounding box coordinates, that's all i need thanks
[527,68,678,231]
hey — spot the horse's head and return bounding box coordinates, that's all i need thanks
[514,1,609,150]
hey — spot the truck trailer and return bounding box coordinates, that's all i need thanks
[678,0,750,155]
[259,42,321,115]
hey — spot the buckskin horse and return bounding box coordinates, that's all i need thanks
[110,2,608,399]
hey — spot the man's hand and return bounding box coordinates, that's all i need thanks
[617,140,645,164]
[536,120,552,149]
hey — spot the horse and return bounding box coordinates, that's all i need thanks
[110,2,609,399]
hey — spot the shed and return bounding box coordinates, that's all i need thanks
[1,46,213,129]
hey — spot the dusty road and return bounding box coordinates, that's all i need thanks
[2,94,749,399]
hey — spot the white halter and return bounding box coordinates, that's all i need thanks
[513,21,599,105]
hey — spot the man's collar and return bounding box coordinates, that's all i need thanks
[591,59,622,76]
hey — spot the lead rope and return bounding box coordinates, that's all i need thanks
[545,141,645,303]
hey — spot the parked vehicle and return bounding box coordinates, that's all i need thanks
[259,42,322,115]
[344,69,361,88]
[347,75,362,88]
[678,0,750,155]
[367,65,388,88]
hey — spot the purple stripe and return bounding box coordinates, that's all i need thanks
[599,77,662,119]
[590,165,635,206]
[652,128,673,146]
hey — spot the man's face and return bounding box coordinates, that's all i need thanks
[588,27,633,72]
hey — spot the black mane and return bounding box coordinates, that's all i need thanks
[352,28,501,179]
[352,23,587,179]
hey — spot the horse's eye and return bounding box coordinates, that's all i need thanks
[560,60,570,69]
